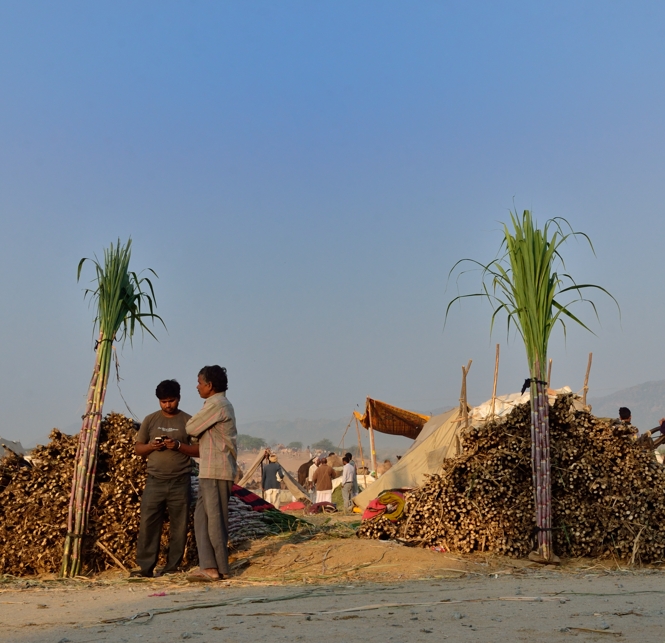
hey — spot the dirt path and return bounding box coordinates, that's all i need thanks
[2,514,664,641]
[3,550,665,642]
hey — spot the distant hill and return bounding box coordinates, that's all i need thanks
[588,380,665,431]
[237,415,415,455]
[237,417,354,448]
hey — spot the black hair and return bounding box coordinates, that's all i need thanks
[155,379,180,399]
[344,452,353,460]
[619,407,631,420]
[199,365,228,393]
[342,456,350,464]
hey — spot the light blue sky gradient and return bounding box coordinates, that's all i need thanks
[2,2,664,445]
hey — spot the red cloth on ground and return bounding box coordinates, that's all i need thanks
[231,484,275,511]
[281,501,306,511]
[361,498,387,521]
[305,501,337,514]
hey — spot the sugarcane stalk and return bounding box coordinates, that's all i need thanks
[61,239,163,577]
[62,336,112,576]
[531,370,552,560]
[446,210,617,564]
[539,383,554,560]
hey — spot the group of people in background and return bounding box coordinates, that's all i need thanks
[133,365,238,583]
[306,452,358,512]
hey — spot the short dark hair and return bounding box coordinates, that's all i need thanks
[344,452,353,460]
[619,407,631,420]
[199,365,228,393]
[155,379,180,399]
[342,456,349,464]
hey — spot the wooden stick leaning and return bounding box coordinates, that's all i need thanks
[583,352,593,408]
[367,398,378,474]
[490,345,500,419]
[354,415,366,471]
[459,360,472,429]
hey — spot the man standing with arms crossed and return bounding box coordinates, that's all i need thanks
[186,365,237,582]
[133,379,198,578]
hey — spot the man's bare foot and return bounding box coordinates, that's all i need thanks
[186,568,222,582]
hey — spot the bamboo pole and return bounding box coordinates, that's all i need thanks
[583,352,593,407]
[367,399,378,474]
[354,415,366,471]
[490,345,500,418]
[338,417,353,451]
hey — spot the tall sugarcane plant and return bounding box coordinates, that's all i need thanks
[447,210,616,562]
[61,239,163,577]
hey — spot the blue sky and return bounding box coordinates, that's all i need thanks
[2,2,665,445]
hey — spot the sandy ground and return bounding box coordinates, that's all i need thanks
[3,528,665,643]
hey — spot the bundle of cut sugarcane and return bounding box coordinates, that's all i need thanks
[0,413,295,576]
[357,394,665,563]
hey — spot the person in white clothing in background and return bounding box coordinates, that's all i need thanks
[341,455,356,512]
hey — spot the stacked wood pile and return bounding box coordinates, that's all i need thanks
[0,413,293,576]
[357,394,665,562]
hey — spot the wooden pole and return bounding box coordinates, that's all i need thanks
[367,399,378,473]
[354,415,366,471]
[459,360,472,428]
[583,353,593,407]
[490,344,500,418]
[547,358,553,389]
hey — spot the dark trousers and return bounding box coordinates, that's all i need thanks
[136,474,191,575]
[194,478,232,574]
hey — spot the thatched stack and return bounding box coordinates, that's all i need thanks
[358,394,665,563]
[0,428,80,575]
[0,413,291,576]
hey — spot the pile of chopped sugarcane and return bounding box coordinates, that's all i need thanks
[0,413,297,576]
[357,394,665,563]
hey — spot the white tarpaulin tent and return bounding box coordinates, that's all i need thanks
[353,408,461,510]
[0,437,25,459]
[353,386,579,510]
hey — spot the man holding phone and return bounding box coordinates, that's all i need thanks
[133,379,199,577]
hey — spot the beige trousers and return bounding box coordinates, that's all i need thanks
[265,488,281,508]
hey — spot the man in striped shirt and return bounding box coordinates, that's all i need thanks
[185,365,238,582]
